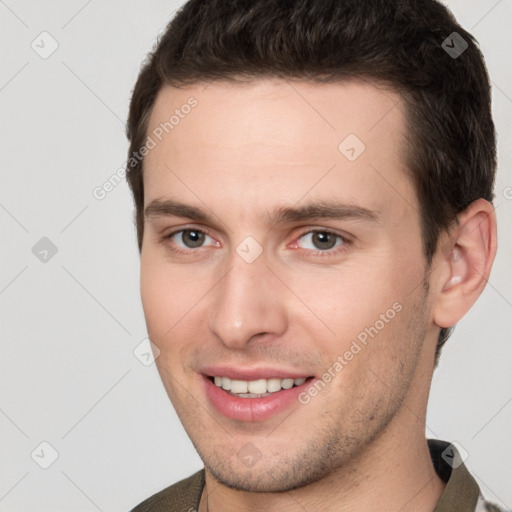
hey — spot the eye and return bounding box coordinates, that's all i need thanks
[165,229,217,250]
[295,230,346,252]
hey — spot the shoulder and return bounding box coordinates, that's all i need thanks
[130,469,205,512]
[427,440,509,512]
[480,496,510,512]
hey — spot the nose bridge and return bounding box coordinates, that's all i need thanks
[207,247,287,348]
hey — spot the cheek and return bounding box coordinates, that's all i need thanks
[289,264,396,333]
[140,253,212,347]
[140,258,165,329]
[140,265,194,385]
[140,253,183,342]
[290,252,421,359]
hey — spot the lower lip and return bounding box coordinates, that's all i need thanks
[202,375,313,422]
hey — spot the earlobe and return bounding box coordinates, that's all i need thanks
[432,199,497,329]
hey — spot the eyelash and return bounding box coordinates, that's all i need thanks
[162,227,351,257]
[290,229,350,257]
[162,228,218,256]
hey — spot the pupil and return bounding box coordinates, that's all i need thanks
[313,232,336,250]
[183,230,205,248]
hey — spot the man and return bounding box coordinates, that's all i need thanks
[125,0,505,510]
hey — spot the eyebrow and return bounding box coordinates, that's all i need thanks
[269,201,379,224]
[144,198,379,226]
[145,198,211,223]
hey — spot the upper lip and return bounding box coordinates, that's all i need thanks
[200,365,312,381]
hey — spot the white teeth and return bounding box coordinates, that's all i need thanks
[267,378,282,393]
[281,378,294,389]
[230,379,248,394]
[221,377,231,391]
[237,393,269,398]
[248,379,267,394]
[212,376,308,395]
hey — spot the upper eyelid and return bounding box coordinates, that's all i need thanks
[165,227,217,243]
[165,226,214,238]
[165,226,350,250]
[165,226,347,238]
[296,227,348,238]
[293,228,352,246]
[292,229,349,249]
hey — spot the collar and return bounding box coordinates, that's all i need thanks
[429,439,481,512]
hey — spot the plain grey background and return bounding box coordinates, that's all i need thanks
[0,1,511,510]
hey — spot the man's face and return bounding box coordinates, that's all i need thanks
[140,78,437,492]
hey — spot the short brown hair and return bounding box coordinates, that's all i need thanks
[125,0,496,363]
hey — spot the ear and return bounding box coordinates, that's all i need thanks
[431,198,497,329]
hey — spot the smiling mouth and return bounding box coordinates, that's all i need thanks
[208,375,314,398]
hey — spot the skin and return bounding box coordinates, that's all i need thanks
[139,78,496,511]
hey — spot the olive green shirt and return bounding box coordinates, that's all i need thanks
[130,439,507,512]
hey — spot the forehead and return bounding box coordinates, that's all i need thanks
[143,78,415,223]
[147,77,405,150]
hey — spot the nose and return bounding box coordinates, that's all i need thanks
[207,249,288,350]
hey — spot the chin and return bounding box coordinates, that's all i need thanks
[202,448,336,493]
[208,468,313,493]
